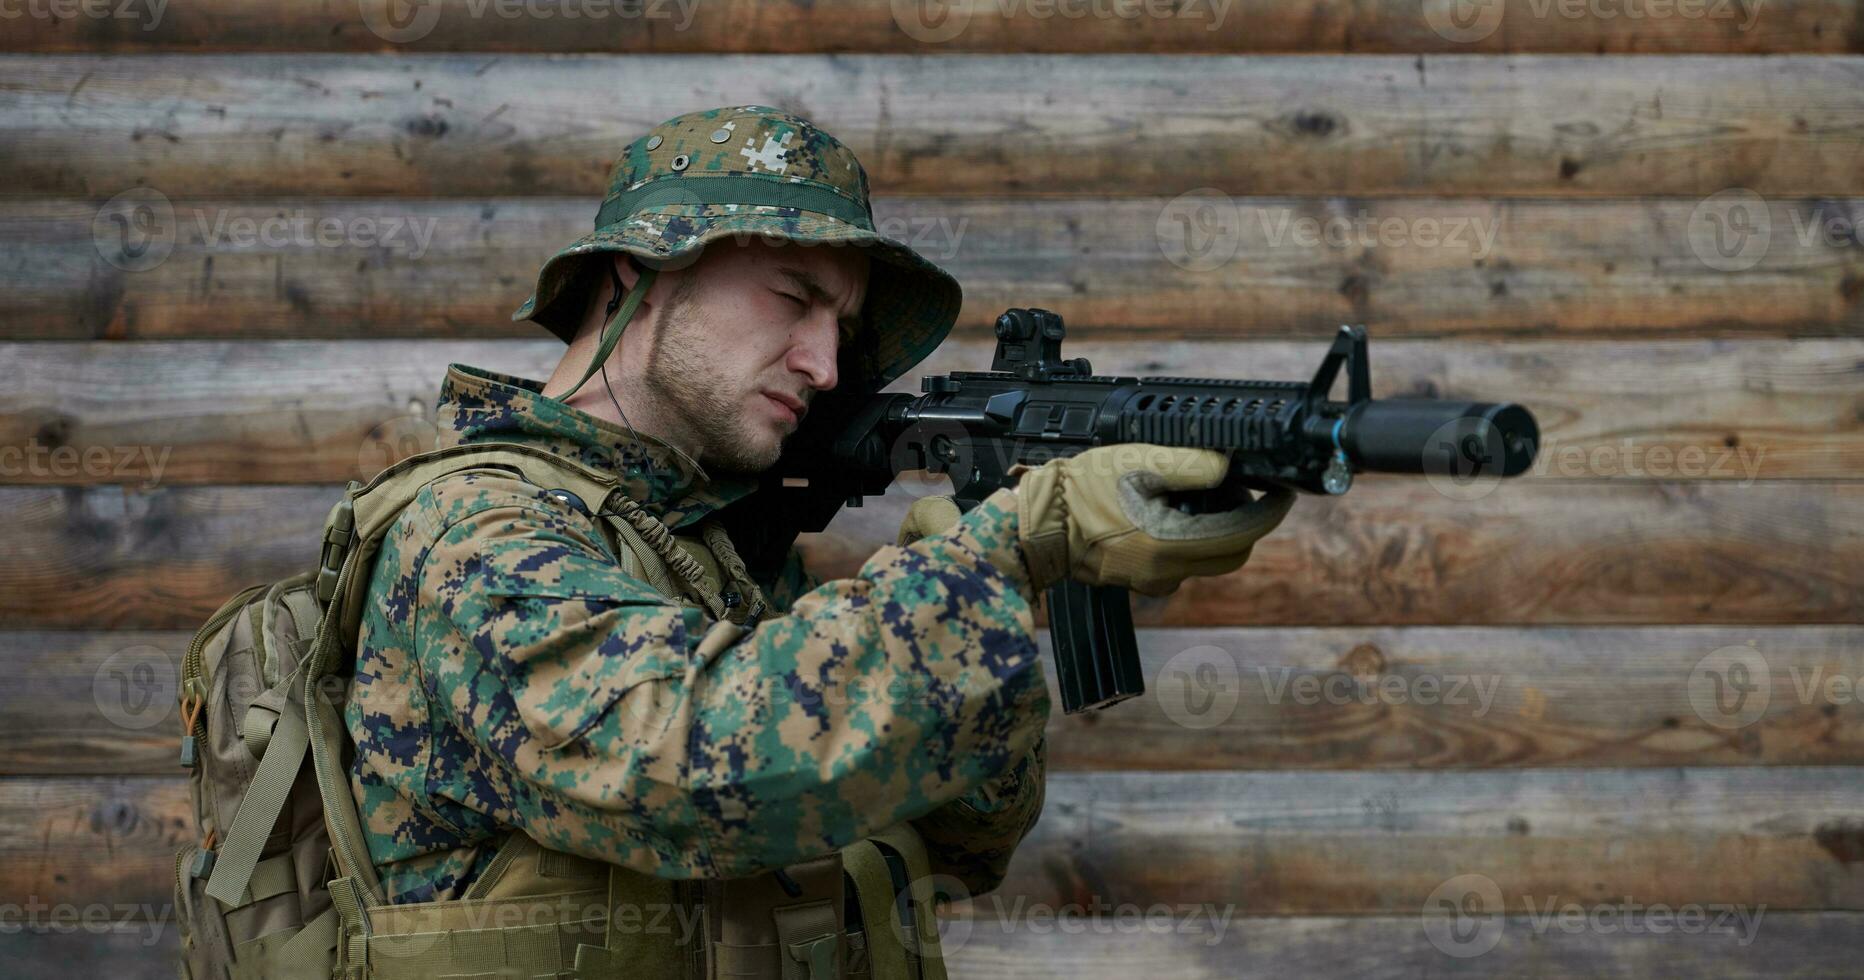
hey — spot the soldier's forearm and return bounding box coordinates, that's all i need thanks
[910,734,1048,897]
[680,487,1048,877]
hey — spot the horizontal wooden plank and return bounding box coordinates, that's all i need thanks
[9,626,1862,775]
[5,912,1864,980]
[10,770,1861,913]
[4,55,1862,197]
[1,337,1854,486]
[812,479,1864,627]
[0,0,1854,54]
[944,911,1864,979]
[9,196,1862,340]
[2,480,1857,629]
[1012,768,1864,912]
[1039,625,1864,770]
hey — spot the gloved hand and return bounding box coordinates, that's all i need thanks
[1012,444,1294,596]
[896,495,963,547]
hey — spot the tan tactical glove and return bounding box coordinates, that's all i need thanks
[896,495,964,547]
[1012,444,1294,596]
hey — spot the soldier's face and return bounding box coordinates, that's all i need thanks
[640,239,869,475]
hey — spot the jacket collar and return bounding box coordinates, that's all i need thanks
[433,363,756,528]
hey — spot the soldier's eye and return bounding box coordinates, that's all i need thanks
[774,290,807,309]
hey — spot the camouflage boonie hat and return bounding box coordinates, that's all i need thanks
[513,105,961,396]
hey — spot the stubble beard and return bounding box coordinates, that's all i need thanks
[639,297,786,476]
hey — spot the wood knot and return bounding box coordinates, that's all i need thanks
[1338,642,1386,679]
[1280,110,1343,139]
[1815,819,1864,865]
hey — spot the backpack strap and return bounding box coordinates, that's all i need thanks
[202,654,313,906]
[322,443,629,898]
[206,443,623,911]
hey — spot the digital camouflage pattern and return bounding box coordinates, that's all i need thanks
[512,104,962,397]
[346,364,1051,902]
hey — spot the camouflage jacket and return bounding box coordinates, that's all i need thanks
[345,364,1049,904]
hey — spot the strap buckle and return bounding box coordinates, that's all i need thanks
[786,932,839,980]
[314,488,359,603]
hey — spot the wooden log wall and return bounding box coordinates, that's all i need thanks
[1,2,1860,976]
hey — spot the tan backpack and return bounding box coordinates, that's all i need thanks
[173,441,950,980]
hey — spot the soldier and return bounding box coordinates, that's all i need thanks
[343,105,1294,978]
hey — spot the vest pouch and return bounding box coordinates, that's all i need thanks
[347,834,722,980]
[703,852,847,980]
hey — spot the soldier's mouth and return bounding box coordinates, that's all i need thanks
[760,390,806,425]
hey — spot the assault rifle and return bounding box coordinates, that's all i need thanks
[720,308,1539,714]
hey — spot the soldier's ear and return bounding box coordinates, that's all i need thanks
[611,252,642,293]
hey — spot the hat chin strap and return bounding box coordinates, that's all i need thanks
[561,264,658,400]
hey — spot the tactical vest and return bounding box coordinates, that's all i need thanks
[174,442,950,980]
